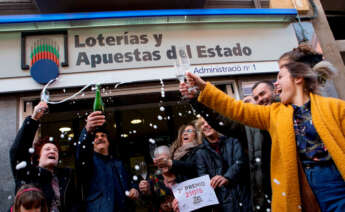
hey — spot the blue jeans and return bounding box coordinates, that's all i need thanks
[303,162,345,212]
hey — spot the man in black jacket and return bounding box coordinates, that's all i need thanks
[10,101,80,212]
[195,117,251,212]
[76,111,139,212]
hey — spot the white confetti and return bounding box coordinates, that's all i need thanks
[157,115,163,121]
[178,112,182,117]
[133,175,138,181]
[219,122,224,126]
[153,125,158,129]
[160,106,165,112]
[60,134,65,139]
[282,192,286,196]
[149,138,156,144]
[16,161,27,170]
[239,202,243,207]
[28,148,35,154]
[125,191,130,196]
[8,195,12,200]
[255,157,261,163]
[273,178,280,185]
[49,137,54,142]
[134,165,140,170]
[256,205,261,210]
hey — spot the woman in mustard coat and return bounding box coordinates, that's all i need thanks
[180,62,345,212]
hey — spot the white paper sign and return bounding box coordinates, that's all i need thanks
[172,175,219,212]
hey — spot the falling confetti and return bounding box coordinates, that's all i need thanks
[160,106,165,112]
[255,157,261,163]
[149,138,156,144]
[178,112,182,117]
[16,161,27,170]
[157,115,163,121]
[133,175,138,181]
[28,148,35,154]
[49,137,54,142]
[273,179,280,185]
[125,191,130,196]
[134,165,140,171]
[219,121,224,126]
[282,192,286,196]
[153,125,158,129]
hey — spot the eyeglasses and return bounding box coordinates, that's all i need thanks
[183,129,195,133]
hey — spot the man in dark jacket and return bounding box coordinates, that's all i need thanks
[195,117,251,212]
[181,80,274,212]
[76,111,139,212]
[10,101,80,212]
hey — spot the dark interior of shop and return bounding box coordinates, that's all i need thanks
[32,85,223,178]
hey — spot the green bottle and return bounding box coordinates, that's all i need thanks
[93,84,104,113]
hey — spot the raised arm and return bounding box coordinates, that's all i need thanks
[10,102,47,176]
[189,98,246,140]
[198,82,270,130]
[181,72,271,130]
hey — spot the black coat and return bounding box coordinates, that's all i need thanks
[171,147,199,182]
[191,99,271,211]
[9,116,80,212]
[76,128,136,212]
[195,136,252,212]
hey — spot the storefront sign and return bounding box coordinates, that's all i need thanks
[67,23,296,73]
[0,22,298,92]
[172,175,219,212]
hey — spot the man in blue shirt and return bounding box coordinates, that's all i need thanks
[76,111,139,212]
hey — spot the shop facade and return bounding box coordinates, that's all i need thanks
[0,9,300,209]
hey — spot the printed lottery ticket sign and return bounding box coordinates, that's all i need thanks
[172,175,219,212]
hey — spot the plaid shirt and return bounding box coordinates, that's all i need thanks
[293,101,331,164]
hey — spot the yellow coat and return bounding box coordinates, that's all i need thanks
[198,82,345,212]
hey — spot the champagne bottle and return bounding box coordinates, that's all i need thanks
[93,84,104,113]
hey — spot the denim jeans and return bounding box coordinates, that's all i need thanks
[303,162,345,212]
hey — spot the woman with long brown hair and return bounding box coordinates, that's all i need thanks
[154,121,201,181]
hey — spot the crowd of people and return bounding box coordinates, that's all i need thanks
[8,44,345,212]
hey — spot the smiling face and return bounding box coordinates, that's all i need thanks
[38,143,59,170]
[198,118,218,142]
[93,132,110,155]
[252,83,274,105]
[274,67,297,104]
[181,125,196,145]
